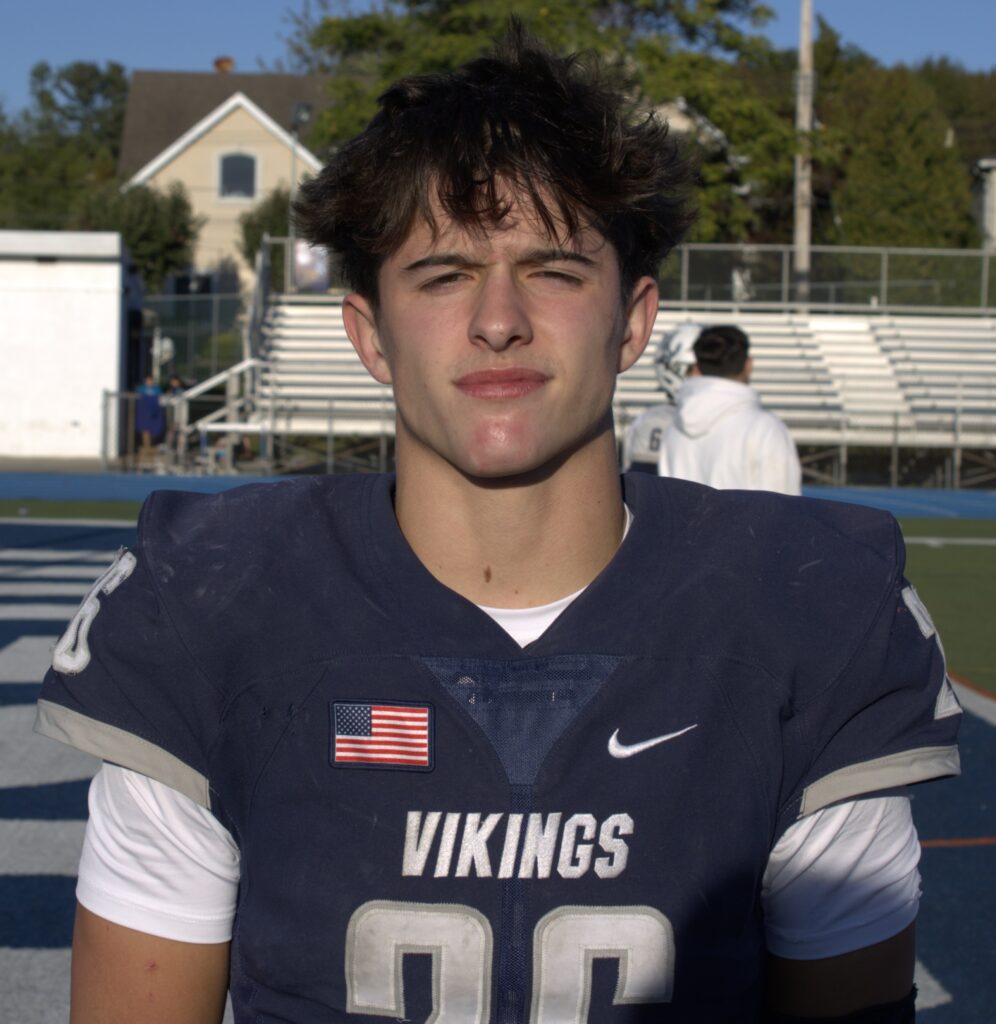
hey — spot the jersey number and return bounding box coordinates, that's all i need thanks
[345,900,674,1022]
[53,550,136,675]
[648,427,662,452]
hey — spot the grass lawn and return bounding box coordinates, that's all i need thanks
[0,499,142,521]
[899,518,996,696]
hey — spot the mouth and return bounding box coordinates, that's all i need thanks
[455,367,550,400]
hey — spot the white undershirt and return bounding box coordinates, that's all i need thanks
[76,509,921,956]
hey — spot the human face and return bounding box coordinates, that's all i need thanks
[343,200,658,481]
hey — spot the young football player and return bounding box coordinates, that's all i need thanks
[621,323,700,473]
[37,25,959,1024]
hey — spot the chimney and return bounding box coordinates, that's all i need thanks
[214,56,235,73]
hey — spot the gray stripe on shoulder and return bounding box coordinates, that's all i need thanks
[34,699,210,809]
[799,745,961,818]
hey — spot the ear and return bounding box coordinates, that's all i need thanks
[343,293,392,385]
[617,276,659,375]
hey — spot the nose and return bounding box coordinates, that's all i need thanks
[469,268,533,352]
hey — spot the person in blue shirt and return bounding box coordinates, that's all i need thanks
[135,373,165,456]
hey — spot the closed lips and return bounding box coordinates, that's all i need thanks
[455,368,549,398]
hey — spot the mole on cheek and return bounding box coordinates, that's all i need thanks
[483,566,492,583]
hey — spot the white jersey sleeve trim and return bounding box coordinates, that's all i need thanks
[799,746,960,817]
[77,763,239,944]
[36,699,210,808]
[762,796,921,960]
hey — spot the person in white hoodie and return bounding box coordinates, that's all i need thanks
[658,325,802,494]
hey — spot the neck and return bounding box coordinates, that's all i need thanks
[394,432,626,608]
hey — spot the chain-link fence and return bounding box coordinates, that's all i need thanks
[143,293,246,383]
[658,244,994,312]
[258,236,994,313]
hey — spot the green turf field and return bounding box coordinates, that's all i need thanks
[0,499,142,521]
[3,500,992,695]
[898,518,996,696]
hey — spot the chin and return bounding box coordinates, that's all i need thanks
[458,441,552,482]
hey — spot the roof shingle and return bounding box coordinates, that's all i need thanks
[119,70,331,179]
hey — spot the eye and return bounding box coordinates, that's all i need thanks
[420,271,468,291]
[534,269,584,286]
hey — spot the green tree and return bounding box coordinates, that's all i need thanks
[279,3,982,252]
[70,182,203,290]
[638,46,797,243]
[915,59,996,172]
[0,61,128,230]
[822,65,978,249]
[27,60,128,160]
[239,187,292,287]
[239,187,292,266]
[291,0,774,144]
[0,122,108,229]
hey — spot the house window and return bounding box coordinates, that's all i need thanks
[220,153,256,199]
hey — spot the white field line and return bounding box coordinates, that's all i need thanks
[0,583,89,598]
[0,566,107,579]
[0,820,86,874]
[0,549,117,563]
[0,949,72,1024]
[0,636,57,683]
[0,706,99,787]
[952,681,996,728]
[905,537,996,547]
[914,958,954,1009]
[0,605,76,621]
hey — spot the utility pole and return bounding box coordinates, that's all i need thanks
[793,0,814,304]
[287,102,313,293]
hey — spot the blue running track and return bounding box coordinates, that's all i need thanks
[2,472,996,519]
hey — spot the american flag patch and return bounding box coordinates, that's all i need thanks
[332,702,433,770]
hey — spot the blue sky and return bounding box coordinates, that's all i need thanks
[2,0,993,117]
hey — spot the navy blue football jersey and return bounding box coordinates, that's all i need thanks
[36,473,960,1022]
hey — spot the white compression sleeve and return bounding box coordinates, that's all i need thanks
[77,762,240,943]
[761,795,921,959]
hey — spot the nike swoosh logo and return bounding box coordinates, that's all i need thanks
[608,724,698,758]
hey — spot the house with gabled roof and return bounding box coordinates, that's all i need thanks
[119,68,330,289]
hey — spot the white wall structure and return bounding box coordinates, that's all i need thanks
[0,231,139,459]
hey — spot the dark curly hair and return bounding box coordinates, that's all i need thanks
[295,22,695,303]
[694,326,750,377]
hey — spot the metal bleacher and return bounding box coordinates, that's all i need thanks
[256,296,395,437]
[180,293,995,474]
[872,316,996,441]
[250,299,849,443]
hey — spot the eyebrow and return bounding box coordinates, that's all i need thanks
[401,248,597,274]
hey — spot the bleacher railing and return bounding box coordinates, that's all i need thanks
[143,238,994,482]
[659,243,994,314]
[260,236,995,314]
[244,239,271,363]
[143,292,245,383]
